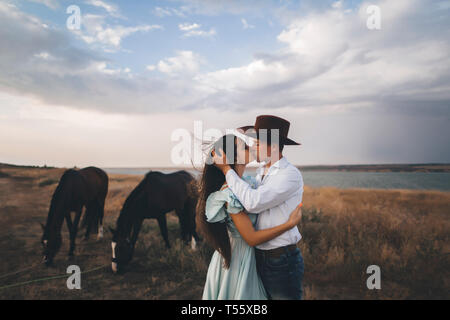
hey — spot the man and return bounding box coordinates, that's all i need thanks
[213,115,304,300]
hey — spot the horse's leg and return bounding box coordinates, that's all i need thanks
[157,215,171,248]
[176,209,189,244]
[130,218,143,255]
[97,200,105,240]
[65,211,73,234]
[186,201,200,250]
[69,208,82,256]
[188,201,202,243]
[84,204,95,240]
[183,200,200,250]
[65,212,74,257]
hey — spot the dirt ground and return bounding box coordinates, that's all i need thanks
[0,166,448,299]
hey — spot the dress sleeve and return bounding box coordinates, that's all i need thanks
[205,190,229,223]
[225,189,244,215]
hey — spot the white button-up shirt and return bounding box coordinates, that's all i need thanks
[225,157,303,250]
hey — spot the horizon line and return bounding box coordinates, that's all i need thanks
[2,162,450,169]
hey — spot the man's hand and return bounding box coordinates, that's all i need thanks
[212,148,232,175]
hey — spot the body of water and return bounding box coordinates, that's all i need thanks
[103,168,450,191]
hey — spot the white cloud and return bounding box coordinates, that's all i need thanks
[147,50,203,76]
[154,6,172,17]
[153,6,187,17]
[85,0,123,18]
[178,22,216,37]
[192,0,450,112]
[0,3,199,113]
[194,58,289,92]
[1,0,449,119]
[179,22,201,31]
[169,0,277,16]
[34,51,53,60]
[332,1,343,9]
[77,14,163,50]
[27,0,59,10]
[241,18,255,29]
[2,1,450,165]
[95,62,123,75]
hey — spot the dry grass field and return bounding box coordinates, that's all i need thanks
[0,166,448,299]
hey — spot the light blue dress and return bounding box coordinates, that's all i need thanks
[202,177,268,300]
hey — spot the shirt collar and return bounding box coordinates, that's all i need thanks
[272,156,288,169]
[257,156,288,175]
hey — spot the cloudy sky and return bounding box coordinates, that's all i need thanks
[0,0,449,167]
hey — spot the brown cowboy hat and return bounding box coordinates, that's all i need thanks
[239,115,301,146]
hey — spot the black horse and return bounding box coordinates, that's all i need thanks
[41,166,108,266]
[110,170,200,273]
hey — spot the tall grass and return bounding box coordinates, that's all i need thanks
[299,187,450,299]
[0,168,448,299]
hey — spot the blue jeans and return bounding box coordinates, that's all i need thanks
[255,246,304,300]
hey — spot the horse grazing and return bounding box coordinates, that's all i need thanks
[110,170,200,273]
[41,166,108,266]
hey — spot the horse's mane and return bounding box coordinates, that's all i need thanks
[116,175,149,238]
[121,175,149,212]
[44,169,77,234]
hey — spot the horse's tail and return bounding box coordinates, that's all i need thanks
[174,170,197,198]
[80,167,108,230]
[186,178,199,200]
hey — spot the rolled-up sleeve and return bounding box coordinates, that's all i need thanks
[226,168,302,213]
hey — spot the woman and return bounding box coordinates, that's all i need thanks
[197,133,302,300]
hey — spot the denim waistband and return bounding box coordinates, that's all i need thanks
[255,244,299,259]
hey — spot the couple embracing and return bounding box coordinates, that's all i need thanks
[197,115,304,300]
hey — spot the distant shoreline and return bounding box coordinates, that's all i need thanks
[2,163,450,191]
[1,162,450,173]
[296,163,450,173]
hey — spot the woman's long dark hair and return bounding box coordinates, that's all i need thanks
[196,134,241,269]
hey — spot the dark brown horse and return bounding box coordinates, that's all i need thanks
[41,167,108,266]
[110,170,200,273]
